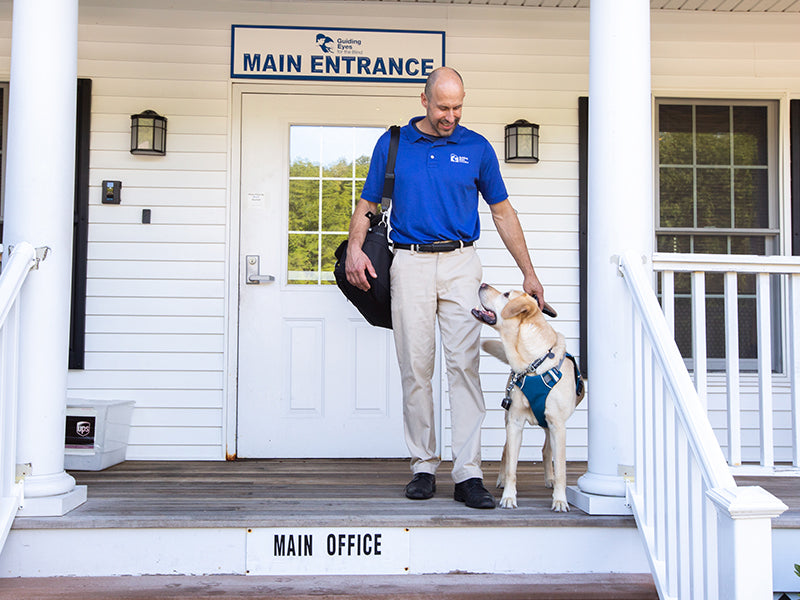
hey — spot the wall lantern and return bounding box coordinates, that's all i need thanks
[130,110,167,156]
[504,119,539,163]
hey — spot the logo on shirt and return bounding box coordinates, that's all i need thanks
[450,153,469,164]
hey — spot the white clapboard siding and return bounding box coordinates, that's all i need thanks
[83,352,224,372]
[65,2,232,459]
[84,334,224,354]
[87,243,225,263]
[0,1,795,462]
[86,279,225,299]
[67,1,587,462]
[67,388,223,409]
[85,296,225,316]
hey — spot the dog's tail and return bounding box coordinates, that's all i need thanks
[481,339,508,365]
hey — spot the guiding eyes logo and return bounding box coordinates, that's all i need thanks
[315,33,335,54]
[450,154,469,164]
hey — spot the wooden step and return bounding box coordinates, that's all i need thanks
[0,573,659,600]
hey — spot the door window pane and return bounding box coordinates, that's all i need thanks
[287,125,384,285]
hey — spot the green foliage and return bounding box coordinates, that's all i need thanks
[290,157,319,178]
[287,154,370,284]
[321,180,353,232]
[659,167,693,228]
[289,180,320,231]
[287,233,318,284]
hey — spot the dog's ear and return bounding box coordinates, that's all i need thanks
[500,294,536,320]
[481,340,509,365]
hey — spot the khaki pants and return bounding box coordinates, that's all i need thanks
[390,246,485,483]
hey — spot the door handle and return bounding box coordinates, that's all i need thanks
[245,255,275,284]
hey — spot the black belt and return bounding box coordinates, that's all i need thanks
[393,240,474,253]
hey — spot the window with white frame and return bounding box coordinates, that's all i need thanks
[656,99,780,369]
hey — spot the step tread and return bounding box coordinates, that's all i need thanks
[0,574,659,600]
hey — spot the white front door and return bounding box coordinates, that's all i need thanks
[236,91,420,458]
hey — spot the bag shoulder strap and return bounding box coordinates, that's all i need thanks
[381,125,401,213]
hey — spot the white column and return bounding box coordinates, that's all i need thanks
[2,0,86,515]
[567,0,653,514]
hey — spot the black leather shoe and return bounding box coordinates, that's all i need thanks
[454,478,496,509]
[405,473,436,500]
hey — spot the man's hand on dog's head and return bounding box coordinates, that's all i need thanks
[523,272,545,310]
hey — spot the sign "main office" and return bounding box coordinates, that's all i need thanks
[246,527,410,575]
[231,25,445,83]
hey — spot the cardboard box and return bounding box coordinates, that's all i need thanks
[64,399,134,470]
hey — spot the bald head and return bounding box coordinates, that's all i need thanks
[418,67,465,137]
[424,67,464,98]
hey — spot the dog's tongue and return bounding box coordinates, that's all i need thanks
[471,307,496,325]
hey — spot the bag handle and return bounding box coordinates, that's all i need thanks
[380,125,401,213]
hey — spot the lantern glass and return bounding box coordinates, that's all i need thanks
[504,119,539,163]
[130,110,167,155]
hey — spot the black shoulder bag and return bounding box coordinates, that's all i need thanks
[333,125,400,329]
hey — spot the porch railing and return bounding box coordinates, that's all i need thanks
[619,251,787,600]
[0,241,37,552]
[653,253,800,473]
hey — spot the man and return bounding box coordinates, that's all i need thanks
[346,67,544,509]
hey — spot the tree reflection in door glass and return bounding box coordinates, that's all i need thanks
[288,125,384,284]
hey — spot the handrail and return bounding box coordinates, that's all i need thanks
[621,252,736,492]
[0,242,37,326]
[653,252,800,274]
[0,241,38,554]
[652,252,800,471]
[618,251,787,600]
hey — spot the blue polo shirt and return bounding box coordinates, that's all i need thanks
[360,117,508,245]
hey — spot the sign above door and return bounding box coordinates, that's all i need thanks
[231,25,445,83]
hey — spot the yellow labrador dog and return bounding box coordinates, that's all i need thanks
[472,284,584,511]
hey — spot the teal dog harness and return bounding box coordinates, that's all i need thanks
[501,350,584,429]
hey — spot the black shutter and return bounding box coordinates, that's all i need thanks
[792,99,799,256]
[578,96,588,378]
[69,79,91,370]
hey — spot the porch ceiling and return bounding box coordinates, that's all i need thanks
[327,0,800,12]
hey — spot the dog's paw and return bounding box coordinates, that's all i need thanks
[544,478,554,489]
[496,473,505,489]
[499,495,518,509]
[551,498,570,512]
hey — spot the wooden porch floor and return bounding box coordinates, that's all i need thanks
[12,459,800,530]
[18,459,628,530]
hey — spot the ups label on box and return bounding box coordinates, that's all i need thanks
[65,415,96,448]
